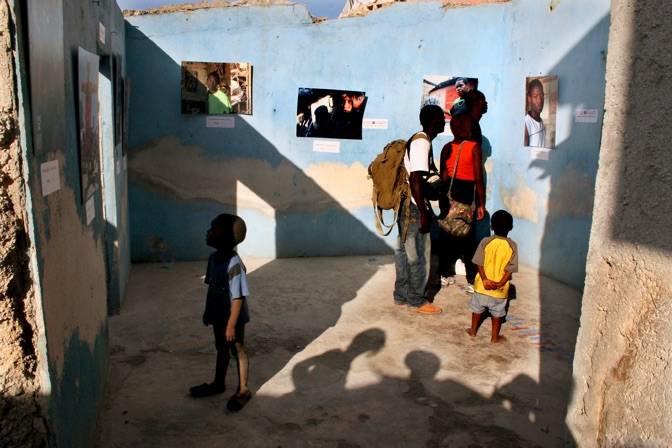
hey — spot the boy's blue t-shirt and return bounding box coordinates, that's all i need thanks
[203,251,250,326]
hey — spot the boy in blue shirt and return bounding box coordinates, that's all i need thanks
[189,214,251,412]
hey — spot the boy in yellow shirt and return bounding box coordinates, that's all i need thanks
[467,210,517,343]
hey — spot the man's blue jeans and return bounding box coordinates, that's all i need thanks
[394,202,431,307]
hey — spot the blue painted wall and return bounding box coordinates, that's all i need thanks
[23,0,129,445]
[126,0,609,289]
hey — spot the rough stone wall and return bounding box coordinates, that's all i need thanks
[0,0,46,446]
[340,0,510,18]
[568,0,672,446]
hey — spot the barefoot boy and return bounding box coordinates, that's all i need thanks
[466,210,517,343]
[189,213,252,412]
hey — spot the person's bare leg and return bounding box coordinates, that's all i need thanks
[491,317,505,343]
[232,342,250,395]
[466,312,482,336]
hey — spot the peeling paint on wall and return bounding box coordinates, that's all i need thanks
[34,184,108,377]
[549,0,562,12]
[129,136,372,213]
[499,177,540,224]
[548,164,594,218]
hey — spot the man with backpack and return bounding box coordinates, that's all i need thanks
[393,104,446,314]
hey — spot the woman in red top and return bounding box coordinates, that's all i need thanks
[438,113,486,289]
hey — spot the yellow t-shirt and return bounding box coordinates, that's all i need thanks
[472,236,518,299]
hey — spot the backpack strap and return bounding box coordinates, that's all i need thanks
[372,175,412,240]
[372,190,397,236]
[447,141,465,202]
[406,131,438,176]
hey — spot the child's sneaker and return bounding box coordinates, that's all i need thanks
[440,276,456,287]
[465,284,474,294]
[227,390,252,412]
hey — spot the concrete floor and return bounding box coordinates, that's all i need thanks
[97,256,581,447]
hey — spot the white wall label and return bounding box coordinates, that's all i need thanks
[313,140,341,153]
[40,160,60,196]
[206,116,235,128]
[86,196,95,225]
[362,118,389,130]
[575,108,599,123]
[98,23,106,44]
[530,147,550,160]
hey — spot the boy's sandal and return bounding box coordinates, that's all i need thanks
[226,391,252,412]
[189,382,226,398]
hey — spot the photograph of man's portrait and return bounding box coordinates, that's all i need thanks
[421,75,478,122]
[181,61,253,115]
[524,75,558,149]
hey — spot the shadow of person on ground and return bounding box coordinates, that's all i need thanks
[238,337,569,447]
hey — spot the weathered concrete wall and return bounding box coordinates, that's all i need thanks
[126,0,609,289]
[568,0,672,445]
[14,0,129,445]
[0,0,47,446]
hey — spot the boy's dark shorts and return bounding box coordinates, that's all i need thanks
[213,322,246,349]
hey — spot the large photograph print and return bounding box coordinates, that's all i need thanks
[77,47,100,202]
[296,88,367,140]
[421,75,478,120]
[181,61,253,114]
[524,75,558,149]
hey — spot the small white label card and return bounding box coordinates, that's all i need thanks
[85,196,95,225]
[313,140,341,153]
[574,108,599,123]
[40,160,60,196]
[529,147,551,160]
[362,118,389,130]
[206,116,235,128]
[98,23,106,44]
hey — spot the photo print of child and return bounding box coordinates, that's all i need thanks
[181,61,253,115]
[524,75,558,149]
[296,88,367,140]
[421,76,478,121]
[77,47,101,202]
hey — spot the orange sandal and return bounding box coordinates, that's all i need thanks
[414,303,442,314]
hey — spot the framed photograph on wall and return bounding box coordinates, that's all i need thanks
[181,61,253,115]
[421,75,478,121]
[122,78,130,156]
[113,54,123,147]
[524,75,558,150]
[77,47,101,202]
[296,88,367,140]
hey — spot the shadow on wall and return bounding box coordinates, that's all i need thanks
[607,8,672,253]
[531,14,610,444]
[125,25,392,261]
[123,24,393,396]
[0,394,47,446]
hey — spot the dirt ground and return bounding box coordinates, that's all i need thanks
[97,255,580,447]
